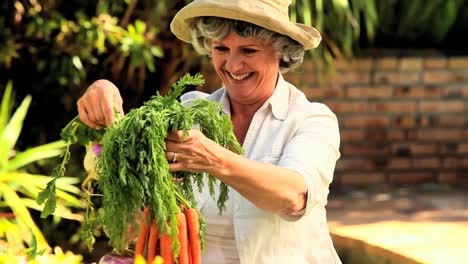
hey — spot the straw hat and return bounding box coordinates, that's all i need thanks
[170,0,321,50]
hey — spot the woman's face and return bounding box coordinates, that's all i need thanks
[210,32,280,105]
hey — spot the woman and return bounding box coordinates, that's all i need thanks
[79,0,341,263]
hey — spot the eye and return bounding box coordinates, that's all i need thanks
[214,46,229,52]
[243,48,257,54]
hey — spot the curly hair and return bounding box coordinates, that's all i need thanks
[189,17,305,73]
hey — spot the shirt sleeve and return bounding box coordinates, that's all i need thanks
[180,90,210,106]
[277,103,340,216]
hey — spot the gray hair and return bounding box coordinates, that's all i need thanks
[189,17,304,73]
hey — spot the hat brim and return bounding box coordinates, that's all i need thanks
[170,3,321,50]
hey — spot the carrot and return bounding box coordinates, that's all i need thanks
[147,219,159,263]
[177,213,190,264]
[187,236,193,264]
[160,229,174,264]
[185,208,201,264]
[134,207,150,260]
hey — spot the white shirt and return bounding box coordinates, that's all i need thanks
[181,74,342,264]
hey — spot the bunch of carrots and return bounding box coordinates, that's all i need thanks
[135,205,201,264]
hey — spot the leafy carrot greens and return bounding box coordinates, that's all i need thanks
[38,73,243,255]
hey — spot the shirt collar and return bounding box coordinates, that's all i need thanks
[219,73,289,120]
[266,73,289,120]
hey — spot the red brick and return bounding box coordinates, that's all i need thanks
[448,57,468,69]
[335,159,375,171]
[340,130,367,141]
[301,86,343,99]
[423,58,448,69]
[400,58,423,70]
[341,144,389,156]
[417,129,465,141]
[341,116,390,128]
[423,71,468,84]
[443,87,465,98]
[370,101,417,113]
[442,158,468,168]
[327,72,370,85]
[394,85,441,98]
[361,128,389,141]
[440,143,458,155]
[375,57,398,70]
[387,158,411,169]
[332,58,373,71]
[393,116,417,127]
[387,129,407,141]
[339,173,386,184]
[438,172,468,184]
[419,101,464,112]
[327,101,368,113]
[409,143,439,155]
[457,143,468,154]
[374,72,421,85]
[463,85,468,97]
[436,115,467,127]
[347,86,393,98]
[392,143,439,155]
[413,158,441,169]
[389,173,435,184]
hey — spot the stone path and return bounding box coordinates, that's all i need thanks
[326,185,468,264]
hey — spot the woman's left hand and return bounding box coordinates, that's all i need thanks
[165,129,227,174]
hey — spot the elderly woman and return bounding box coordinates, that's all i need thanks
[79,0,341,263]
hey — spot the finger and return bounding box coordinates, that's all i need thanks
[164,139,178,151]
[88,90,106,127]
[77,98,101,129]
[165,151,177,162]
[166,130,186,142]
[113,91,125,117]
[100,97,116,127]
[169,162,184,173]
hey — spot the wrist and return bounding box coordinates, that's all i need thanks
[211,146,239,179]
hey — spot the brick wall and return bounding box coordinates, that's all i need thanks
[201,55,468,186]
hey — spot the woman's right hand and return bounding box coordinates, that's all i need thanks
[77,79,124,129]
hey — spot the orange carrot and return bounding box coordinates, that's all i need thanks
[160,229,174,264]
[177,213,190,264]
[185,208,201,264]
[187,235,193,264]
[147,219,159,263]
[134,207,150,260]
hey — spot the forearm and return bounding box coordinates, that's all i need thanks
[211,148,308,215]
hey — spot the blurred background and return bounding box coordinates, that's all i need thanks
[1,0,467,263]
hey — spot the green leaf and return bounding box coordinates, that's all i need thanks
[0,95,31,170]
[26,235,39,259]
[72,56,84,71]
[37,178,57,218]
[4,140,66,172]
[151,46,164,58]
[0,81,13,131]
[0,181,50,249]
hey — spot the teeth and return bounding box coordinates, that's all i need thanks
[229,72,251,80]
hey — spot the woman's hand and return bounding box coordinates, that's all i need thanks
[165,129,228,175]
[77,79,124,129]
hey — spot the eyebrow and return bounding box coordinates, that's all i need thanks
[212,41,262,49]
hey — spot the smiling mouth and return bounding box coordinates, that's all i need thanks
[229,72,252,81]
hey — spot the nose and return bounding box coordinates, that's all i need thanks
[224,53,244,73]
